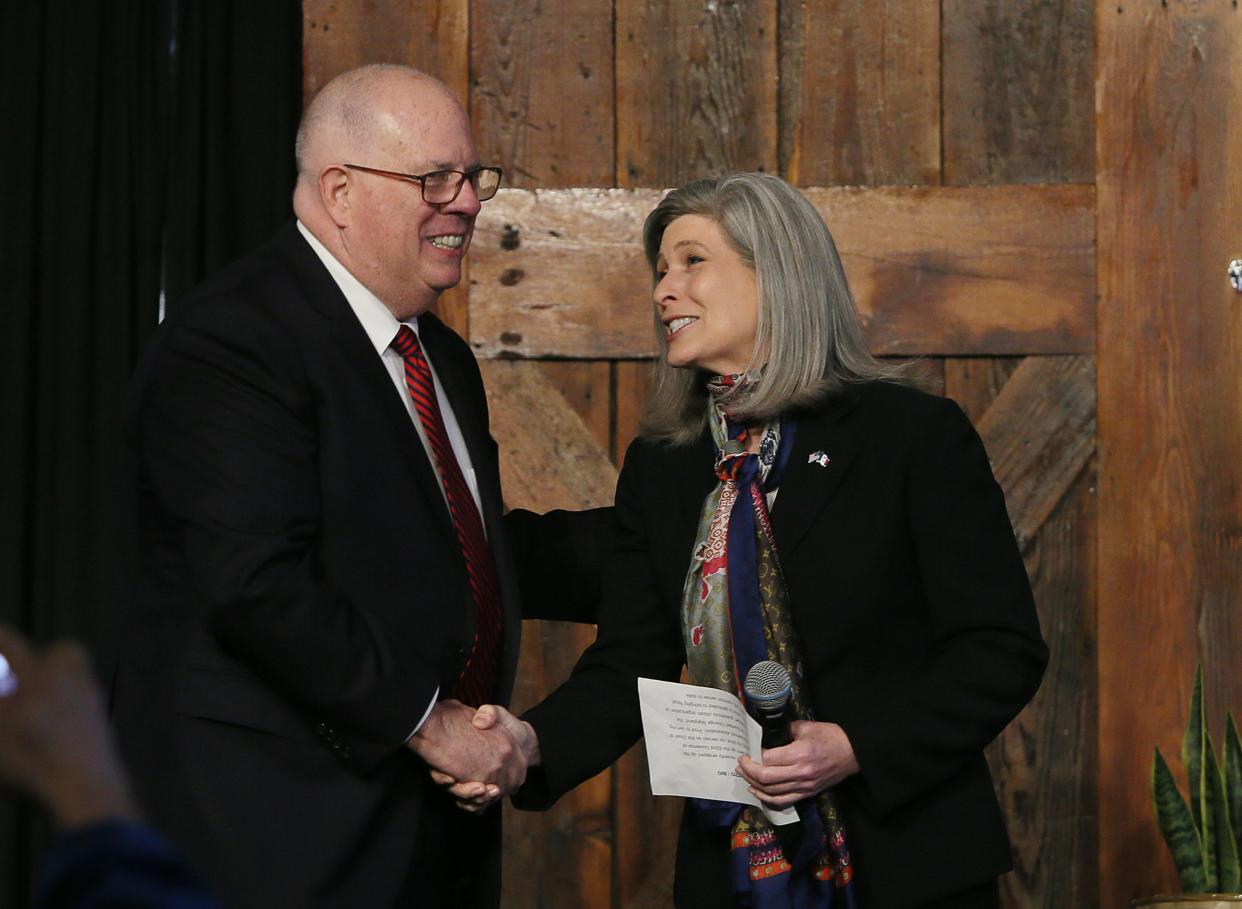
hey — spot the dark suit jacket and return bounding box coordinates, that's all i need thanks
[518,380,1048,909]
[110,223,604,908]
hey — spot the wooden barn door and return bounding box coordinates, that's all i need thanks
[303,3,1101,907]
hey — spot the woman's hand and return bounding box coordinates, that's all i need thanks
[429,704,541,813]
[736,720,859,807]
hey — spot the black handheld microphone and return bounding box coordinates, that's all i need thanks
[744,660,794,750]
[743,661,805,856]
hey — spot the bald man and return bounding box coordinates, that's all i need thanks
[111,65,605,908]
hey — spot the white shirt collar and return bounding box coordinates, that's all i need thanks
[296,220,418,354]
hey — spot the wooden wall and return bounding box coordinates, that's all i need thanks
[303,2,1242,907]
[1097,4,1242,907]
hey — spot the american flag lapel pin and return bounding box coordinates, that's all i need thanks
[808,450,830,468]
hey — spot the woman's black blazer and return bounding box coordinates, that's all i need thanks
[519,380,1048,909]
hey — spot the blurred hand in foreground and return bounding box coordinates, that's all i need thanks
[0,625,140,829]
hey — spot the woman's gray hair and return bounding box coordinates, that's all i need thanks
[639,172,909,444]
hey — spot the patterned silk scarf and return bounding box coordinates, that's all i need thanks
[681,374,856,909]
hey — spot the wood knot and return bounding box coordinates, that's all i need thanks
[501,224,521,251]
[500,268,525,286]
[500,331,523,345]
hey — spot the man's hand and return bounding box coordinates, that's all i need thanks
[736,720,859,807]
[428,705,541,814]
[408,700,529,800]
[0,626,140,828]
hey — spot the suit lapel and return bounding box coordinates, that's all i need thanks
[276,226,456,538]
[771,393,862,559]
[662,434,718,596]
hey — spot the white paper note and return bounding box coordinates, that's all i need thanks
[637,677,798,826]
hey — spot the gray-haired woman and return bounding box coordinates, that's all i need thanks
[456,173,1046,909]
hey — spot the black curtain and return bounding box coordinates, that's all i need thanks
[2,1,300,903]
[164,1,304,310]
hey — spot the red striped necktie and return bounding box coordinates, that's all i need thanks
[391,325,501,708]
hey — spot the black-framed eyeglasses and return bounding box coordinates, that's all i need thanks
[343,163,503,204]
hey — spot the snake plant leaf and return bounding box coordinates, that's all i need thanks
[1206,735,1240,890]
[1225,713,1242,875]
[1183,665,1206,836]
[1202,733,1220,890]
[1154,746,1209,891]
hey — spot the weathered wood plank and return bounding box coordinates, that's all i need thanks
[468,8,617,904]
[302,0,471,336]
[810,186,1096,359]
[480,359,615,909]
[611,356,665,907]
[1097,3,1242,905]
[975,356,1095,552]
[466,8,618,904]
[908,358,946,398]
[476,352,613,511]
[613,743,680,909]
[613,362,651,466]
[942,0,1094,185]
[470,0,613,189]
[302,0,469,101]
[468,185,1095,359]
[503,612,612,909]
[943,357,1021,423]
[470,188,655,361]
[539,361,612,453]
[431,285,471,339]
[779,0,939,185]
[993,463,1098,909]
[947,357,1098,909]
[504,591,611,909]
[616,0,778,186]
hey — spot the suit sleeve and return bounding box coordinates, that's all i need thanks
[514,443,685,809]
[504,506,616,624]
[837,397,1048,818]
[133,299,441,764]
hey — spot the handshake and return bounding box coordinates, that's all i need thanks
[407,700,541,813]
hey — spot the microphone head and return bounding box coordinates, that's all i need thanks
[744,660,792,714]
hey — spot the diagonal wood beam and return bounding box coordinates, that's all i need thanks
[483,353,1097,552]
[468,184,1095,359]
[976,355,1096,552]
[479,360,618,512]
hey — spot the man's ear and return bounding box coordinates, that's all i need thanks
[319,166,352,228]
